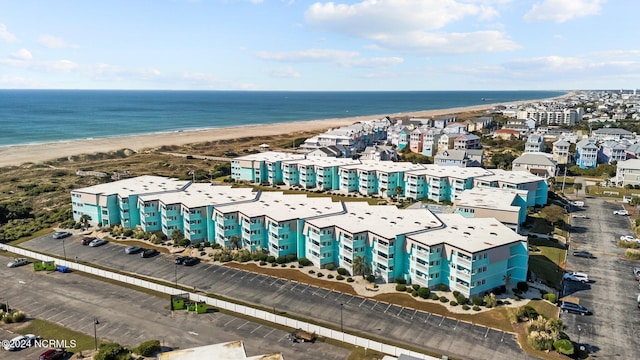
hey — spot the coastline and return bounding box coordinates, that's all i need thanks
[0,94,571,168]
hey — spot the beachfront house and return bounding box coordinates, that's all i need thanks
[552,139,571,165]
[575,139,598,169]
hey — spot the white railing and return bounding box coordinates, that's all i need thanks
[0,243,438,360]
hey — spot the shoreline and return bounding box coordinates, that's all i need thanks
[0,94,572,168]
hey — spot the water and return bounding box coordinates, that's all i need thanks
[0,90,566,146]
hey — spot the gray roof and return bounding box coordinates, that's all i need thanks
[553,139,570,146]
[576,139,597,149]
[594,128,633,135]
[512,153,556,166]
[436,149,467,161]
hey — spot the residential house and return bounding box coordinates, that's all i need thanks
[512,153,557,178]
[437,133,456,153]
[525,134,546,153]
[616,159,640,188]
[454,133,481,150]
[360,145,398,161]
[592,128,635,141]
[575,139,598,169]
[409,127,428,153]
[420,128,443,156]
[598,140,628,164]
[552,139,571,165]
[493,129,522,141]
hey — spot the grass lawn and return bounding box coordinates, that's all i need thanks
[525,216,553,234]
[16,318,96,353]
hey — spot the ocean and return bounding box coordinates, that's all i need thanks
[0,90,566,147]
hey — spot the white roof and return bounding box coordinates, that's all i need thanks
[215,191,345,221]
[475,168,544,184]
[71,175,189,198]
[454,187,524,212]
[158,340,283,360]
[233,151,306,162]
[288,157,360,168]
[340,160,425,173]
[305,202,443,239]
[139,183,257,208]
[618,158,640,170]
[406,165,492,180]
[513,153,556,166]
[408,214,526,253]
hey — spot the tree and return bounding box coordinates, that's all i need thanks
[631,196,640,214]
[79,214,92,229]
[394,186,404,198]
[540,205,565,228]
[491,152,516,170]
[170,229,185,242]
[573,183,582,193]
[229,235,242,250]
[352,255,366,278]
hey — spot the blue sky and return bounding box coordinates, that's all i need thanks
[0,0,637,91]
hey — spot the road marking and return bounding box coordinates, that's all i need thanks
[410,309,418,320]
[453,320,459,330]
[323,289,332,298]
[438,316,445,326]
[359,298,367,307]
[397,307,404,317]
[300,284,311,293]
[384,304,392,313]
[346,296,355,304]
[263,329,275,338]
[236,321,248,330]
[484,328,490,338]
[500,332,505,342]
[290,283,299,291]
[270,278,279,286]
[370,301,378,310]
[224,318,236,327]
[335,293,343,302]
[250,325,262,334]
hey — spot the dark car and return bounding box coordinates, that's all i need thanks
[560,301,592,315]
[174,256,188,265]
[52,231,72,239]
[572,251,596,259]
[141,249,159,258]
[81,236,96,245]
[39,348,67,360]
[183,257,200,266]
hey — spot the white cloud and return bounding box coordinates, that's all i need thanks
[49,60,79,72]
[263,66,301,78]
[10,48,33,61]
[524,0,606,23]
[255,48,403,68]
[303,0,514,54]
[505,55,586,71]
[0,24,17,42]
[38,34,79,49]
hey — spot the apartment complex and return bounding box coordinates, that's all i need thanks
[232,152,548,206]
[71,175,529,297]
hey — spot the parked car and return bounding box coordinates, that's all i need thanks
[52,231,72,239]
[89,238,108,247]
[39,348,67,360]
[559,301,592,315]
[634,267,640,279]
[7,257,28,268]
[141,248,159,258]
[572,251,596,259]
[620,235,639,242]
[125,246,142,254]
[81,236,96,245]
[174,256,188,265]
[563,272,589,283]
[571,214,588,219]
[3,334,41,351]
[183,256,200,266]
[613,209,629,216]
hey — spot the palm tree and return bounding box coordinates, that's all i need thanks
[79,214,92,230]
[229,235,242,250]
[352,255,365,278]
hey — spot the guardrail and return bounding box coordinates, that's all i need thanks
[0,243,439,360]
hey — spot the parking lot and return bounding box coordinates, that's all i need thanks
[19,233,535,360]
[0,253,349,359]
[564,197,640,358]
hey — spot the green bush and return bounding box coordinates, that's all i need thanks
[346,277,354,283]
[471,296,484,306]
[324,263,335,271]
[472,305,481,311]
[396,284,407,292]
[366,274,375,283]
[553,339,574,355]
[337,267,348,276]
[134,340,161,357]
[543,293,557,303]
[439,296,448,303]
[123,229,134,237]
[95,342,130,360]
[516,281,529,292]
[11,311,26,322]
[462,304,470,310]
[438,284,449,292]
[317,273,324,278]
[2,315,14,323]
[271,262,277,267]
[411,284,420,291]
[327,274,334,279]
[177,238,191,247]
[275,256,286,264]
[418,287,430,299]
[308,269,315,274]
[449,301,458,306]
[430,294,439,300]
[267,255,276,263]
[412,290,419,297]
[452,290,460,297]
[455,294,468,305]
[259,261,266,266]
[298,257,312,266]
[336,275,344,281]
[395,277,407,284]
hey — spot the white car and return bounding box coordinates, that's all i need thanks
[7,258,28,268]
[613,209,629,216]
[3,334,40,351]
[563,272,589,283]
[620,235,639,242]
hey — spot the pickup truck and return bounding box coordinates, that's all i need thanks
[290,329,317,343]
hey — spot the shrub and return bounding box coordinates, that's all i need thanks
[280,264,286,267]
[267,256,276,263]
[123,229,134,237]
[337,268,348,276]
[471,296,484,306]
[271,263,278,267]
[553,339,574,355]
[543,293,557,303]
[2,315,14,323]
[259,261,266,266]
[134,340,161,357]
[366,274,375,283]
[327,274,334,279]
[449,301,458,306]
[275,256,286,264]
[418,287,430,299]
[430,294,439,300]
[438,284,449,292]
[324,263,335,271]
[95,342,130,360]
[396,284,407,292]
[455,294,468,305]
[308,269,315,274]
[336,275,344,281]
[515,295,521,301]
[346,277,354,283]
[515,305,540,322]
[472,306,481,311]
[452,290,460,297]
[11,311,26,322]
[412,284,420,291]
[516,281,529,292]
[439,296,448,303]
[317,273,324,278]
[395,277,407,284]
[298,257,312,266]
[484,293,497,308]
[462,305,470,311]
[290,264,296,268]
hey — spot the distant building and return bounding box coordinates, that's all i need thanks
[598,140,627,164]
[360,145,398,161]
[525,134,546,153]
[453,187,528,233]
[615,159,640,188]
[512,153,557,179]
[493,129,522,141]
[454,133,481,150]
[592,128,635,141]
[575,139,598,169]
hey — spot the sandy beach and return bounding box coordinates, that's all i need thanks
[0,95,569,168]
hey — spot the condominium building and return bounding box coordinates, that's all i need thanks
[453,187,528,233]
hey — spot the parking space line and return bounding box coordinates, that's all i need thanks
[484,328,490,338]
[438,316,445,326]
[270,278,279,286]
[236,321,249,330]
[346,296,355,304]
[219,268,231,276]
[410,309,418,320]
[370,301,378,310]
[335,292,343,302]
[224,318,237,327]
[425,312,432,323]
[383,304,391,313]
[397,307,404,317]
[250,325,262,334]
[500,331,505,342]
[323,289,333,298]
[453,320,459,330]
[359,298,367,307]
[263,329,275,338]
[290,283,299,291]
[300,284,311,293]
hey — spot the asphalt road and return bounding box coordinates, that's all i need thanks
[20,234,535,360]
[563,197,640,358]
[0,253,349,360]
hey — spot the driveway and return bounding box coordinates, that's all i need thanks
[20,235,535,360]
[564,197,640,358]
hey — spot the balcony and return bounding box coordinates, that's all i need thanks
[456,270,471,282]
[456,256,471,267]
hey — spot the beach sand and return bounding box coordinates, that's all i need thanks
[0,96,569,168]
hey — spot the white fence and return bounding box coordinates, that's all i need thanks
[0,243,440,360]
